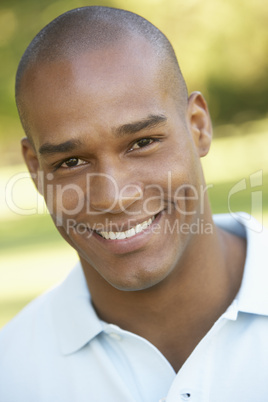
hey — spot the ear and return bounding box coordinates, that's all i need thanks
[186,91,212,157]
[21,137,43,194]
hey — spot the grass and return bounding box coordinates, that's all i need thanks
[0,213,62,251]
[208,175,268,217]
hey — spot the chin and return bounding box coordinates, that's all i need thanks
[103,262,174,292]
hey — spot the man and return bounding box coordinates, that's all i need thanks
[0,6,267,402]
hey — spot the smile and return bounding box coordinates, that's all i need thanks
[96,216,156,240]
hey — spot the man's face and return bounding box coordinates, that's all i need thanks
[21,39,211,291]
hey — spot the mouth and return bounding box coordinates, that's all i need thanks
[95,215,157,240]
[84,211,164,255]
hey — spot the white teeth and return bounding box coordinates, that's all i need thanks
[141,221,148,230]
[98,216,156,240]
[125,228,135,238]
[101,231,109,239]
[135,224,142,233]
[109,231,117,240]
[117,232,126,239]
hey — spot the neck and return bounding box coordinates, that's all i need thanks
[81,217,246,371]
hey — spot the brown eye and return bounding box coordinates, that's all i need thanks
[132,138,153,150]
[61,158,85,168]
[63,158,79,167]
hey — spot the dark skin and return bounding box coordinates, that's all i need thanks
[20,37,246,372]
[85,224,245,371]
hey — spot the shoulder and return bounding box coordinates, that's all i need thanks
[0,263,102,401]
[215,213,268,316]
[0,263,85,358]
[214,213,268,254]
[0,287,59,401]
[0,284,59,358]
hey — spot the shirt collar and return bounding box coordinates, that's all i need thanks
[214,213,268,318]
[50,263,103,355]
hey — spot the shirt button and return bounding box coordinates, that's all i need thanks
[108,332,122,341]
[180,392,191,400]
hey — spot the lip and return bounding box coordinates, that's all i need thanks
[88,211,164,255]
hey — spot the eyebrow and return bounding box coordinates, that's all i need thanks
[113,114,167,137]
[38,139,82,155]
[38,114,167,156]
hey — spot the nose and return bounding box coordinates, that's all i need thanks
[87,171,144,214]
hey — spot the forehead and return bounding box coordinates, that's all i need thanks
[67,38,163,99]
[20,38,173,146]
[23,37,161,89]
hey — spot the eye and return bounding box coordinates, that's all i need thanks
[59,157,86,169]
[130,138,155,151]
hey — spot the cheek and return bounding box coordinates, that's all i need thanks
[43,179,86,225]
[151,146,203,215]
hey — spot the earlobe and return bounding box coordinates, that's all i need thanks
[187,91,212,157]
[21,137,42,193]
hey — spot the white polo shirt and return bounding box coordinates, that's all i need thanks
[0,214,268,402]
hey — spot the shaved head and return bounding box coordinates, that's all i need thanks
[15,6,188,140]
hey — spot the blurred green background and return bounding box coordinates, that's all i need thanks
[1,0,267,328]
